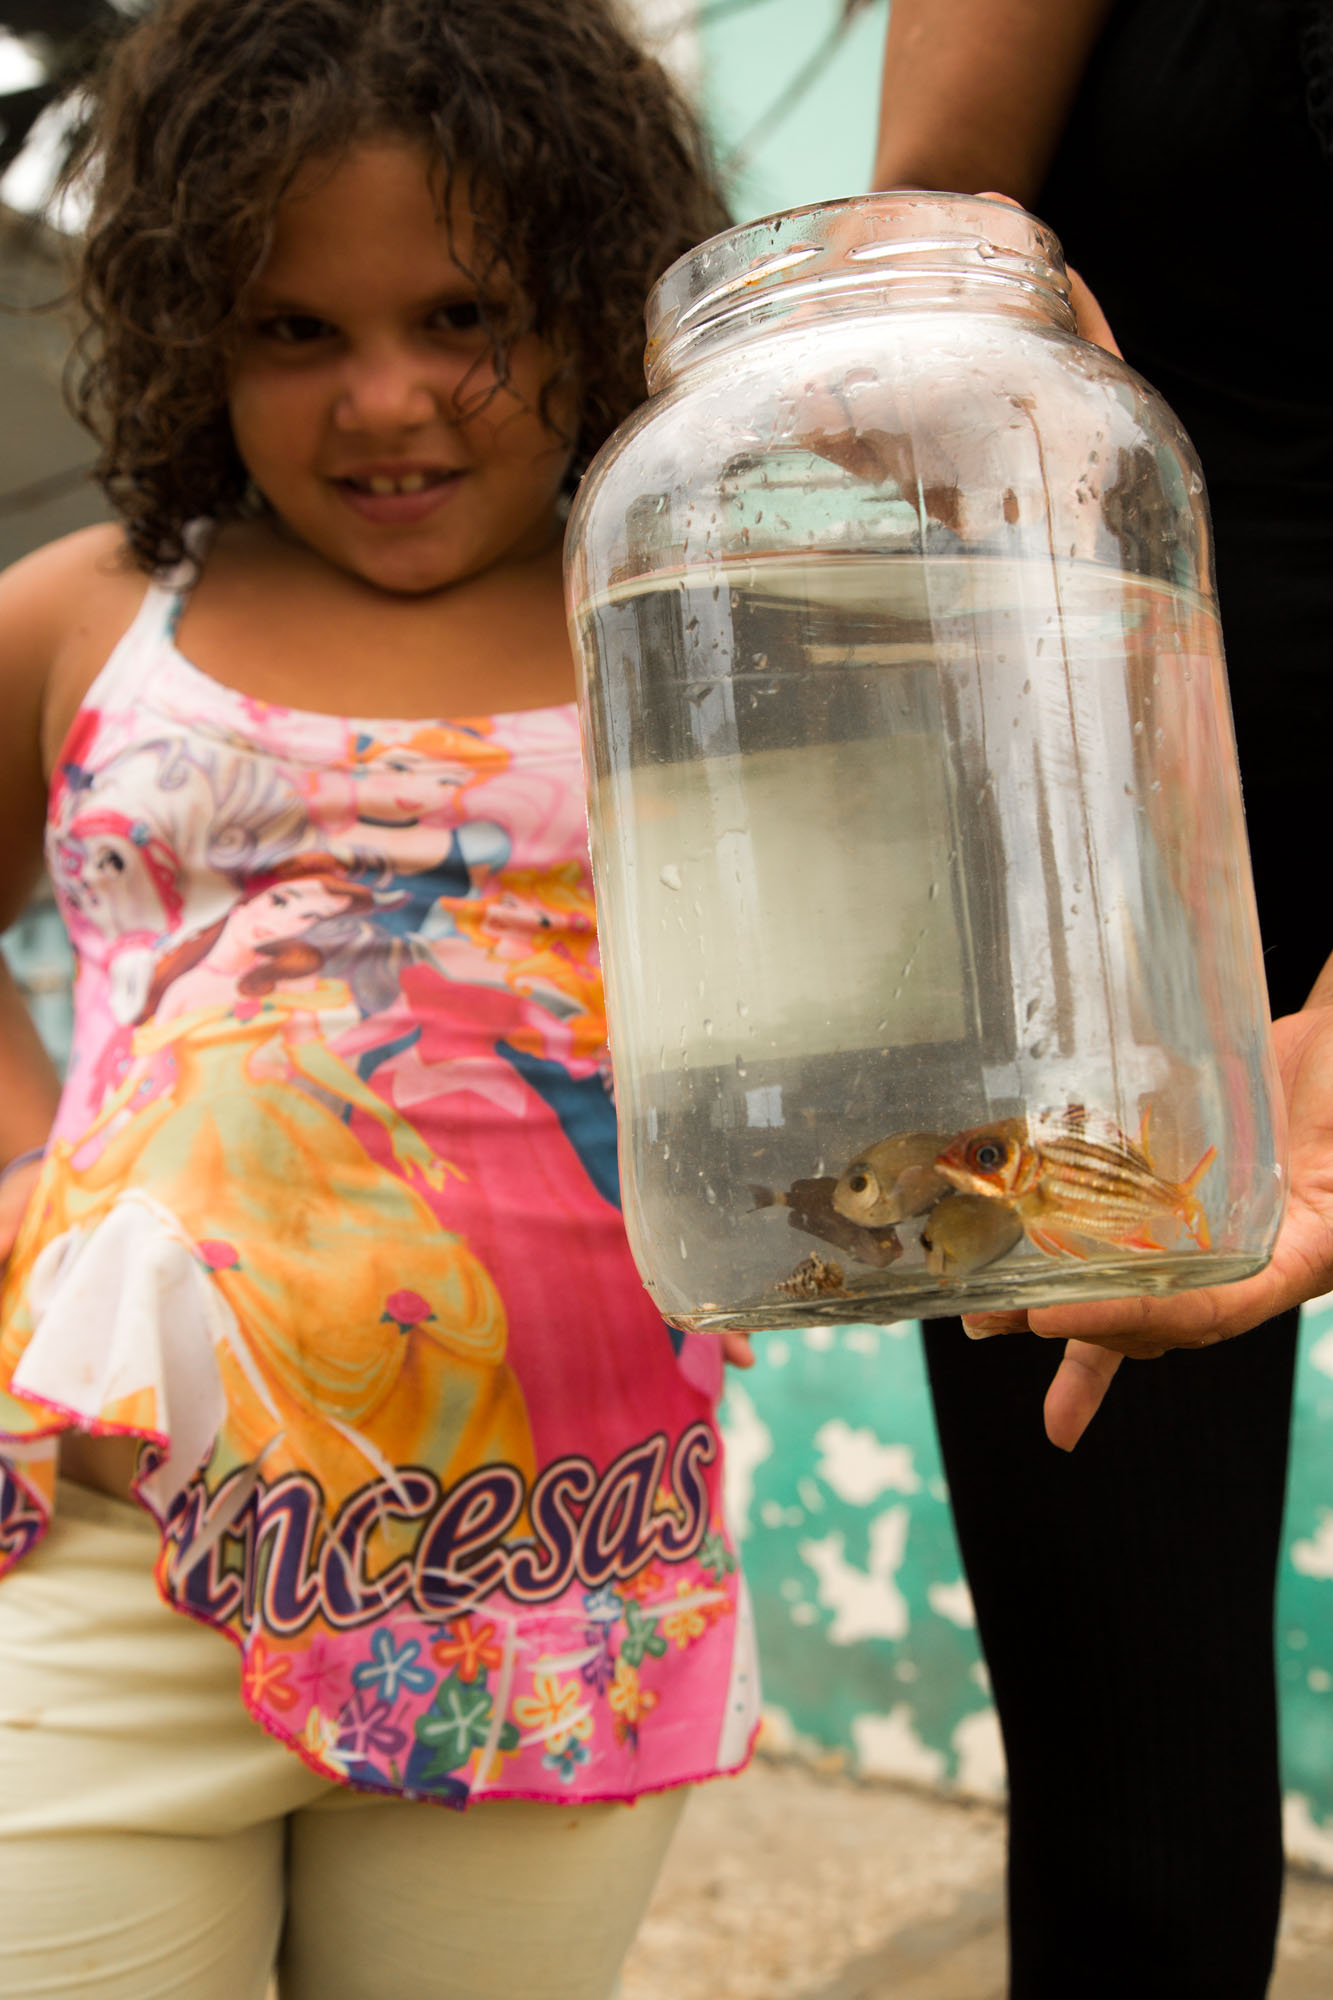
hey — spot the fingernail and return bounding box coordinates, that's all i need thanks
[963,1315,1007,1341]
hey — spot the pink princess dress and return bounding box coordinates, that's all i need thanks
[0,560,758,1806]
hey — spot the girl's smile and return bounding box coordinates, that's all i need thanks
[228,143,577,597]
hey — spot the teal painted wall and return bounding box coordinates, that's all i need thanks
[700,0,888,225]
[693,0,1333,1868]
[718,1313,1333,1866]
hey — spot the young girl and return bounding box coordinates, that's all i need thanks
[0,4,755,1995]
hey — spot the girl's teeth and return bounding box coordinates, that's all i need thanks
[364,472,432,496]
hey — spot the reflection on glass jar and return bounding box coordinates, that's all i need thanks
[566,194,1284,1332]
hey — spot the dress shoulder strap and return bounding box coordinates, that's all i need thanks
[90,521,214,714]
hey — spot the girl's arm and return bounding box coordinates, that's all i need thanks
[872,0,1115,203]
[0,546,77,1173]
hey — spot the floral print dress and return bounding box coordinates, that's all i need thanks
[0,558,758,1806]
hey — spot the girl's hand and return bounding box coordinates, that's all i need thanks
[721,1330,755,1368]
[964,957,1333,1450]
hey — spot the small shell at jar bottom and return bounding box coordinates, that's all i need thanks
[663,1248,1272,1336]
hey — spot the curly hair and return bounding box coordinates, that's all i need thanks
[64,0,729,573]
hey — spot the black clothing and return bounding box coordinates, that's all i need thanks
[926,1316,1297,1999]
[925,6,1332,1995]
[1039,0,1333,1019]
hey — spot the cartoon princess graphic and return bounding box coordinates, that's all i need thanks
[0,857,536,1522]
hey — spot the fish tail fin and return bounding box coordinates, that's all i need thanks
[747,1185,783,1212]
[1179,1144,1218,1249]
[1136,1101,1154,1161]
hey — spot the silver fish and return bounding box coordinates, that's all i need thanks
[919,1193,1024,1278]
[833,1131,952,1227]
[750,1177,902,1268]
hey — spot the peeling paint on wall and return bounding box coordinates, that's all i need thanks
[718,1307,1333,1865]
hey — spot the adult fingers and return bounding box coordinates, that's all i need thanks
[1043,1339,1125,1451]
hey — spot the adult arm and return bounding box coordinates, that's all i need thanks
[872,0,1115,203]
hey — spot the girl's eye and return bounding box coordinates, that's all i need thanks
[256,313,335,346]
[430,301,487,335]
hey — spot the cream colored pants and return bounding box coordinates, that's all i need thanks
[0,1481,687,2000]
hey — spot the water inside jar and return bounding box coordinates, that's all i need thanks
[577,552,1276,1329]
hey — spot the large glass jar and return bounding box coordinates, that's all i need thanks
[565,193,1285,1334]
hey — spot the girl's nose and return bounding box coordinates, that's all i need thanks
[333,345,439,434]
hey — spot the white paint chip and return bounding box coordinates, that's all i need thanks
[799,1507,910,1644]
[952,1706,1006,1800]
[928,1578,976,1628]
[1291,1510,1333,1580]
[720,1381,773,1543]
[1284,1793,1333,1873]
[813,1419,923,1505]
[757,1703,825,1762]
[851,1704,946,1786]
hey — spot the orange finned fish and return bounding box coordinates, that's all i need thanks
[934,1107,1216,1259]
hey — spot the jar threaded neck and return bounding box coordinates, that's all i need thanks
[645,192,1075,393]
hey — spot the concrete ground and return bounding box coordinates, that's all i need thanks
[621,1758,1333,2000]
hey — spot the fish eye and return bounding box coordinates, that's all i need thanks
[846,1170,871,1194]
[968,1140,1005,1171]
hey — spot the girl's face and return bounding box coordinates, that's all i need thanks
[228,142,578,597]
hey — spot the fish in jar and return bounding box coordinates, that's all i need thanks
[749,1177,903,1267]
[831,1132,953,1227]
[919,1192,1024,1277]
[934,1106,1216,1259]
